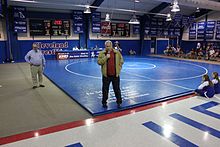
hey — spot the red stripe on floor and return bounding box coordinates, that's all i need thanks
[0,94,195,145]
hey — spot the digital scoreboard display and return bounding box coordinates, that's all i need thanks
[51,20,70,36]
[109,23,130,37]
[30,19,70,36]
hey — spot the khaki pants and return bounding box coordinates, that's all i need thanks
[30,65,43,86]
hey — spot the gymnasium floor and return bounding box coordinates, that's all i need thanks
[1,56,220,147]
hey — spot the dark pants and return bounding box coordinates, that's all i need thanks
[195,89,205,97]
[102,76,122,105]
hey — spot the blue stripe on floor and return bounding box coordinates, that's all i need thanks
[143,121,198,147]
[66,142,83,147]
[170,113,220,139]
[191,101,220,119]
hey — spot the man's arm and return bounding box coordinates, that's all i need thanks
[25,51,31,64]
[119,52,124,66]
[42,54,46,67]
[97,52,108,65]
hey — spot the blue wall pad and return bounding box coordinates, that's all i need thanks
[43,56,220,116]
[0,41,6,63]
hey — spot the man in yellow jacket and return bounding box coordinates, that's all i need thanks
[97,40,124,108]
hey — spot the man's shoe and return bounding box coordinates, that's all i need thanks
[103,104,108,108]
[32,86,37,89]
[117,103,121,108]
[39,85,45,87]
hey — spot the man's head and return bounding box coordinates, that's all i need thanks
[105,40,112,51]
[32,44,38,51]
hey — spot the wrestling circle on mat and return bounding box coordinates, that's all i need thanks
[44,56,220,115]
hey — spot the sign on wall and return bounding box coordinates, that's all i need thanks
[182,16,189,28]
[189,23,196,39]
[73,10,84,34]
[206,21,215,39]
[197,21,205,39]
[144,26,150,36]
[216,21,220,40]
[173,14,182,27]
[92,12,101,33]
[13,6,27,33]
[133,25,140,34]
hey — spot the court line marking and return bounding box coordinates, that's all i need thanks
[124,62,156,70]
[122,70,193,91]
[64,59,208,82]
[143,121,198,147]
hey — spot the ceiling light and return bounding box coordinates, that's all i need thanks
[129,14,140,24]
[196,7,200,13]
[84,5,91,13]
[135,0,140,2]
[105,13,111,22]
[171,0,180,12]
[166,13,172,21]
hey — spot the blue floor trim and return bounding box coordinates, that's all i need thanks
[66,142,83,147]
[170,113,220,139]
[43,56,220,116]
[143,121,198,147]
[191,101,220,120]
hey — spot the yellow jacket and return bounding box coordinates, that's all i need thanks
[97,48,124,77]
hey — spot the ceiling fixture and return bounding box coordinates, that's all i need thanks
[171,0,180,12]
[129,0,140,24]
[105,13,111,22]
[166,13,172,21]
[84,5,91,13]
[196,7,200,13]
[129,13,140,24]
[135,0,140,2]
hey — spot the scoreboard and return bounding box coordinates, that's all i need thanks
[30,19,70,36]
[101,22,130,37]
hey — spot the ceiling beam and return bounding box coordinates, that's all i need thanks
[91,0,104,11]
[192,9,212,19]
[149,2,170,13]
[191,0,220,19]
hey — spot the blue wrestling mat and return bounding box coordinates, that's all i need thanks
[44,56,220,116]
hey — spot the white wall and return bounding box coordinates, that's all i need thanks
[182,11,220,41]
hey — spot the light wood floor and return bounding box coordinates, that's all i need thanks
[0,63,91,138]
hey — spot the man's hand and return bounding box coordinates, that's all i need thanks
[107,53,110,59]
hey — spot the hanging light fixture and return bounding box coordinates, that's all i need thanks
[129,0,140,24]
[196,7,200,13]
[129,13,140,24]
[105,13,111,22]
[84,5,91,13]
[171,0,180,12]
[166,13,172,21]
